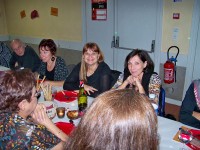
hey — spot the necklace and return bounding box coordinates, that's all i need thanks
[47,58,56,71]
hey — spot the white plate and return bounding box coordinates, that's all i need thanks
[39,101,57,119]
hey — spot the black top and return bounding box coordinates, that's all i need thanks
[63,61,111,98]
[37,56,68,81]
[45,67,55,81]
[9,46,41,72]
[179,83,200,129]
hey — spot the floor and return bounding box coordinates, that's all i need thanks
[165,103,181,121]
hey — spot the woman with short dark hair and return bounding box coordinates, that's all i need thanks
[37,39,68,86]
[0,69,67,150]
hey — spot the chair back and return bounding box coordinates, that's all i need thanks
[158,87,165,117]
[110,70,122,88]
[0,42,12,68]
[67,64,76,75]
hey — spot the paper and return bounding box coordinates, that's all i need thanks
[20,10,26,19]
[172,27,179,41]
[51,7,58,16]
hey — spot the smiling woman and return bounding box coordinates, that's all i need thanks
[36,39,68,87]
[113,49,161,104]
[63,42,112,98]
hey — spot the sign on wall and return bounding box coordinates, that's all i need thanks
[92,0,107,21]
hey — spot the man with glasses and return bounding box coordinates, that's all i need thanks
[9,39,41,72]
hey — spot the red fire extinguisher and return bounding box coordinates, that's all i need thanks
[164,46,179,84]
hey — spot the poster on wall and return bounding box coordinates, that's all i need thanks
[92,0,107,21]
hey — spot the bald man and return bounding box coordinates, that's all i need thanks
[9,39,41,72]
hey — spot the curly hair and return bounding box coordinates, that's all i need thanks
[0,69,36,113]
[39,39,57,55]
[65,89,158,150]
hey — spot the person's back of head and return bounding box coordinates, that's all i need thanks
[65,89,158,150]
[0,69,36,112]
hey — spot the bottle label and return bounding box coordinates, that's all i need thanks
[78,96,87,105]
[164,68,174,81]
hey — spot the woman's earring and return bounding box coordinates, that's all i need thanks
[51,56,55,61]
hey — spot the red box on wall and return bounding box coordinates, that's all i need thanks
[92,0,107,20]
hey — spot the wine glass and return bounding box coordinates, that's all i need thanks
[178,128,193,150]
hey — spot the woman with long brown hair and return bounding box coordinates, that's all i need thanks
[113,49,161,104]
[65,89,158,150]
[63,42,111,97]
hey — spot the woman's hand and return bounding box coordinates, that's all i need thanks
[133,76,145,94]
[126,75,135,85]
[42,80,51,86]
[118,75,134,89]
[84,84,98,95]
[31,103,51,126]
[192,111,200,121]
[31,104,68,142]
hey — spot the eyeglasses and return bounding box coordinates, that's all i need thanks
[34,91,41,99]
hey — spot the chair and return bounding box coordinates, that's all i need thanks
[110,70,122,88]
[0,42,12,68]
[67,64,75,75]
[158,87,165,117]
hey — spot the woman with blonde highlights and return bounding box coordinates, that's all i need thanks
[65,89,158,150]
[63,42,111,97]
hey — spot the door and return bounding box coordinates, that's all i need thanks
[113,0,160,71]
[85,0,115,69]
[85,0,162,72]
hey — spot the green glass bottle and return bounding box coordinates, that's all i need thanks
[78,80,87,111]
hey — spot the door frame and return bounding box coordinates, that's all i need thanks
[184,0,200,95]
[113,0,163,73]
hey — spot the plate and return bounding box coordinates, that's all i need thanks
[55,122,75,135]
[39,101,57,119]
[54,90,78,102]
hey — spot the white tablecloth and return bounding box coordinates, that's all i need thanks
[0,65,10,71]
[158,116,193,150]
[38,90,94,126]
[1,65,192,149]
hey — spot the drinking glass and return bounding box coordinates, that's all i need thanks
[178,128,192,150]
[56,107,65,118]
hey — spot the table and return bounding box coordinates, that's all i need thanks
[38,88,193,150]
[158,116,194,150]
[0,65,10,71]
[38,90,94,126]
[1,64,192,149]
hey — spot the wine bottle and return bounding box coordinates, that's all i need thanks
[78,80,87,112]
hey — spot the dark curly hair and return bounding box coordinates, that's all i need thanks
[0,69,36,112]
[39,39,57,55]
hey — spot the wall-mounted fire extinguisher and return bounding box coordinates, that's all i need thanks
[164,46,179,84]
